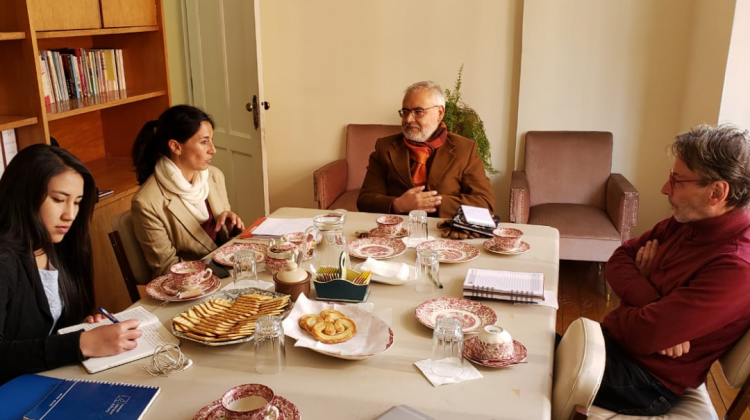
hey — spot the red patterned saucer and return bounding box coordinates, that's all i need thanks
[463,337,528,368]
[415,297,497,333]
[145,274,221,302]
[213,243,268,266]
[368,227,408,239]
[193,395,300,420]
[482,239,530,255]
[347,237,407,260]
[415,240,480,263]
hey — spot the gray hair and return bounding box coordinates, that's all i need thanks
[672,123,750,208]
[405,81,446,107]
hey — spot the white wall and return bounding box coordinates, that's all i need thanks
[719,0,750,127]
[517,0,734,235]
[259,0,522,217]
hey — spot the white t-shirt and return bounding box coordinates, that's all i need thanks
[38,266,63,334]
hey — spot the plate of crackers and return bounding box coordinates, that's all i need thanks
[171,288,293,346]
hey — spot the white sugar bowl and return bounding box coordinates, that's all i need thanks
[478,325,513,345]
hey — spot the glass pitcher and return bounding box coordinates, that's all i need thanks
[304,211,349,276]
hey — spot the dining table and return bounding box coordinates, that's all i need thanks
[41,207,560,420]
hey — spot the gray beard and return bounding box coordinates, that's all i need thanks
[402,126,434,142]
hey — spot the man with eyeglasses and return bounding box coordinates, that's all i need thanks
[592,124,750,415]
[356,81,494,217]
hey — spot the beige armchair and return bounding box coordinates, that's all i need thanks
[313,124,401,211]
[554,317,750,420]
[510,131,639,264]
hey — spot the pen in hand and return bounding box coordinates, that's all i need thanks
[98,307,120,324]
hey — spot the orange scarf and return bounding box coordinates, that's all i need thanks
[403,122,448,186]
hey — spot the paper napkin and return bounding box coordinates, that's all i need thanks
[414,359,483,387]
[358,258,412,285]
[282,294,391,356]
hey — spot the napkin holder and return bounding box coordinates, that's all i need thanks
[313,268,370,303]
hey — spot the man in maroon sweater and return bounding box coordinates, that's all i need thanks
[594,124,750,415]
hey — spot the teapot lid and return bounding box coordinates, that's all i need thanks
[276,261,308,283]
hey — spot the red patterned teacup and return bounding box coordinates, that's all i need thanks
[281,231,314,258]
[476,325,515,360]
[492,227,523,251]
[265,242,297,275]
[221,383,278,420]
[376,215,403,235]
[169,261,212,291]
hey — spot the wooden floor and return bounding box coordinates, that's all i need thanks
[557,260,749,419]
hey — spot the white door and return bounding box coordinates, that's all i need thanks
[184,0,269,223]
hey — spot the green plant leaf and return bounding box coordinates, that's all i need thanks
[442,65,498,175]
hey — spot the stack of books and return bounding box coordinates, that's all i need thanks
[450,205,500,238]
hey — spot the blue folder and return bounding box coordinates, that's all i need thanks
[0,374,63,419]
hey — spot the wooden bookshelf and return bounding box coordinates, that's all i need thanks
[0,32,25,41]
[1,0,171,312]
[46,89,167,121]
[36,25,159,39]
[0,115,38,132]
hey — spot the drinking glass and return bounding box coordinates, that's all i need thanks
[414,249,439,293]
[254,315,286,374]
[407,210,428,247]
[233,249,263,289]
[431,317,464,378]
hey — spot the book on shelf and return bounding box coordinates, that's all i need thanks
[98,189,115,200]
[23,378,159,420]
[463,268,545,303]
[57,306,178,374]
[40,48,127,102]
[2,129,18,165]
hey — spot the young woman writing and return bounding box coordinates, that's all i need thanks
[0,144,141,384]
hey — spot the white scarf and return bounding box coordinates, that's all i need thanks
[155,157,210,223]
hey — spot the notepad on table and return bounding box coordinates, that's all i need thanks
[248,217,314,238]
[24,378,159,420]
[463,268,545,303]
[57,306,178,374]
[460,205,496,228]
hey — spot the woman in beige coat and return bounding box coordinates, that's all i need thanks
[131,105,244,278]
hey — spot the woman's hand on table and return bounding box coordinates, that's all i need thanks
[79,319,142,358]
[216,211,244,233]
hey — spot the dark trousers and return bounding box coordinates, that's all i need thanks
[593,332,681,415]
[554,331,680,416]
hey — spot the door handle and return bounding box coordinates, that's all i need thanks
[262,101,270,110]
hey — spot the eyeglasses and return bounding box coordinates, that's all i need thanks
[398,106,440,119]
[669,169,702,190]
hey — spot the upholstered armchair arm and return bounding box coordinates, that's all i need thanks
[510,171,530,224]
[606,173,639,242]
[313,159,348,210]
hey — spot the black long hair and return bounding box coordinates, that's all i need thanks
[131,105,215,185]
[0,144,97,323]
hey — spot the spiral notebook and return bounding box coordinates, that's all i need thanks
[459,205,496,228]
[57,306,179,373]
[463,268,545,303]
[24,378,159,420]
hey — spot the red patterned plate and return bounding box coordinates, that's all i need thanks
[463,337,528,368]
[347,237,406,260]
[367,227,408,239]
[213,242,267,266]
[415,240,480,263]
[415,297,497,333]
[145,274,221,302]
[193,395,300,420]
[483,239,531,255]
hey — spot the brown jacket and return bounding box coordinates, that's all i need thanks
[357,133,494,218]
[131,166,232,278]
